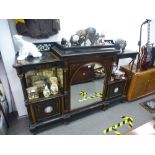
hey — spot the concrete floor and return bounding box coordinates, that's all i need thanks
[6,93,155,135]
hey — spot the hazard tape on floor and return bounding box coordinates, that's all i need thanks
[79,91,103,102]
[80,91,88,97]
[102,116,133,135]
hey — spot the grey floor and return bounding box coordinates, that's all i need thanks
[6,93,155,135]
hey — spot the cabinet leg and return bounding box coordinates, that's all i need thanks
[63,120,70,125]
[63,114,71,125]
[102,101,110,111]
[31,130,37,135]
[102,105,108,111]
[120,100,125,104]
[29,128,38,134]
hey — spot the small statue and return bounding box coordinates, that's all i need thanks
[13,35,42,61]
[76,30,86,46]
[62,27,106,47]
[50,83,58,95]
[113,70,125,80]
[61,38,67,46]
[61,38,69,47]
[98,33,105,45]
[43,85,50,98]
[85,27,97,45]
[94,33,100,45]
[70,34,80,46]
[49,77,58,95]
[114,39,127,53]
[76,29,87,37]
[78,35,86,46]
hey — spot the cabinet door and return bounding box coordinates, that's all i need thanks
[106,80,126,100]
[33,98,61,122]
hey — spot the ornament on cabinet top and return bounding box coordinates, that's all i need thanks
[60,27,107,47]
[70,34,80,46]
[13,35,42,61]
[114,39,127,53]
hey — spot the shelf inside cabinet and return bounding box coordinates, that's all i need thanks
[27,92,66,104]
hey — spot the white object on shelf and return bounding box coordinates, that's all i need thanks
[13,35,42,61]
[50,77,58,95]
[43,85,50,98]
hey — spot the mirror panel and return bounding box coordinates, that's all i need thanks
[71,63,105,110]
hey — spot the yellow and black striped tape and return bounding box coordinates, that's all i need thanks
[102,116,133,135]
[95,92,103,97]
[79,91,103,102]
[80,91,87,97]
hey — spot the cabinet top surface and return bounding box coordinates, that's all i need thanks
[13,42,138,68]
[51,42,120,58]
[13,51,60,68]
[116,50,138,59]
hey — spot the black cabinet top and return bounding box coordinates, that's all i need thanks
[116,50,138,59]
[13,51,60,68]
[13,42,138,68]
[51,42,120,58]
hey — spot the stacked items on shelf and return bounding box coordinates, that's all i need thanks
[25,68,63,100]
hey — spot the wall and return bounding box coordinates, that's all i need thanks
[0,20,27,116]
[0,18,154,117]
[0,53,15,112]
[9,18,149,67]
[9,18,146,50]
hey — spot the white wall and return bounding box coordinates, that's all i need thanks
[0,20,27,116]
[1,18,154,117]
[9,18,147,51]
[0,54,15,112]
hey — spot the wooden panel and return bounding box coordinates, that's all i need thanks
[106,80,127,100]
[120,65,155,101]
[147,79,155,93]
[33,98,61,122]
[71,64,95,84]
[29,104,36,123]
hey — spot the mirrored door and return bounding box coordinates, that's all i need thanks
[71,63,105,110]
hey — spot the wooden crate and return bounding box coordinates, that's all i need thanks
[120,64,155,101]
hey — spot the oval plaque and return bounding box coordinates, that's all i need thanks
[114,87,119,93]
[44,106,53,113]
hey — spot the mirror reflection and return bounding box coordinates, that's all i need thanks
[71,63,105,110]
